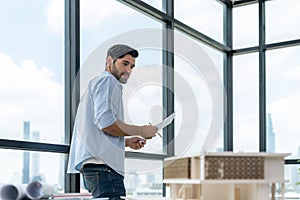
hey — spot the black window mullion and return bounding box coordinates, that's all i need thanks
[162,0,175,197]
[259,0,267,152]
[65,0,80,193]
[0,139,69,153]
[223,1,233,151]
[162,0,175,158]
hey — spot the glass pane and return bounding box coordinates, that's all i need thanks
[284,164,300,198]
[266,46,300,158]
[125,159,163,197]
[266,0,300,44]
[0,149,65,193]
[174,0,224,44]
[233,3,258,49]
[174,30,224,156]
[79,1,163,154]
[0,0,65,144]
[233,53,259,152]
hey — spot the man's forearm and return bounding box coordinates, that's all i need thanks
[102,120,140,137]
[102,119,157,139]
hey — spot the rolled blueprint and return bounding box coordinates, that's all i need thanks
[26,181,54,199]
[0,184,27,200]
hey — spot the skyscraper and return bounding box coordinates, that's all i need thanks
[267,113,275,153]
[22,121,30,184]
[31,131,40,181]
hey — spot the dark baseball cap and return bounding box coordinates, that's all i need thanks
[107,44,139,60]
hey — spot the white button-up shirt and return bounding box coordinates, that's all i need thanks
[67,71,125,176]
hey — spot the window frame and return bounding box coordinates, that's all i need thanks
[0,0,298,194]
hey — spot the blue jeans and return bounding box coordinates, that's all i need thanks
[81,164,126,199]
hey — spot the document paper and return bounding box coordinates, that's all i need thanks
[153,112,176,130]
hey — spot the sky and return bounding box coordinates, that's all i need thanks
[0,0,64,144]
[0,0,299,188]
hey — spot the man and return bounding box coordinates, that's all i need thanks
[67,44,158,199]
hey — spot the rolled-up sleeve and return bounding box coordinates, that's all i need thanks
[92,75,121,130]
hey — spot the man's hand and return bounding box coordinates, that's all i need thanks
[139,125,158,139]
[125,137,147,150]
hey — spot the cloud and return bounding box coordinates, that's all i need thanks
[46,0,135,33]
[80,0,134,29]
[0,52,64,143]
[284,65,300,80]
[46,0,64,34]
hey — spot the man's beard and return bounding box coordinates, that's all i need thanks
[111,64,130,84]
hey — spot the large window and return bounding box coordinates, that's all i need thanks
[0,0,299,197]
[0,0,65,191]
[232,0,300,198]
